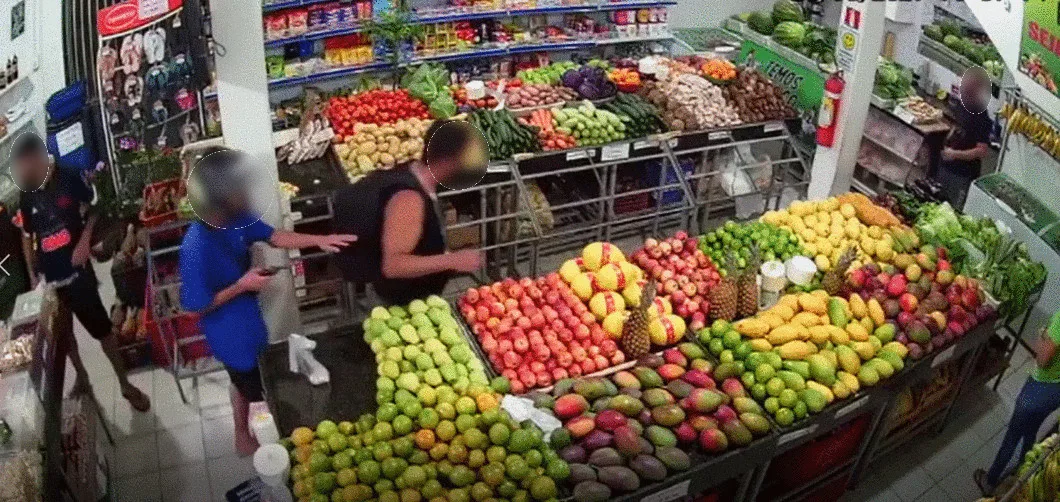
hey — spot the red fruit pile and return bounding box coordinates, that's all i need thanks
[326,89,431,140]
[631,231,721,332]
[847,246,996,360]
[458,275,622,393]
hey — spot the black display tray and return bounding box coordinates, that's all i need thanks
[260,326,377,437]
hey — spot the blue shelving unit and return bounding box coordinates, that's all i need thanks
[262,0,332,13]
[268,61,390,89]
[264,25,365,49]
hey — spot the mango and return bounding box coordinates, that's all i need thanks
[759,313,785,330]
[852,341,876,361]
[800,388,828,414]
[766,324,801,345]
[846,322,870,342]
[836,345,861,374]
[827,298,848,328]
[874,323,896,343]
[791,312,823,327]
[832,380,851,400]
[776,340,813,360]
[858,366,880,387]
[805,381,835,403]
[807,354,837,386]
[866,358,894,379]
[768,304,796,322]
[837,371,860,393]
[749,339,773,352]
[849,294,867,319]
[734,318,769,338]
[808,326,832,345]
[798,294,827,315]
[866,298,885,327]
[882,342,909,358]
[776,370,806,391]
[829,326,851,345]
[782,361,811,380]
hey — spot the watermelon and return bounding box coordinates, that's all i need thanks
[773,21,807,48]
[772,0,804,24]
[943,34,961,50]
[748,11,775,35]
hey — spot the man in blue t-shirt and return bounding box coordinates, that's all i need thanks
[179,148,354,456]
[13,134,150,412]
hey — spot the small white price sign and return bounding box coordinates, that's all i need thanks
[894,106,917,125]
[763,122,784,133]
[566,149,592,161]
[668,138,679,148]
[779,424,818,446]
[708,131,732,141]
[932,345,957,368]
[633,140,654,150]
[600,143,630,162]
[641,480,690,502]
[139,0,168,19]
[836,396,869,419]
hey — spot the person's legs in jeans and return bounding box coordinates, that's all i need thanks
[65,271,150,411]
[985,378,1060,488]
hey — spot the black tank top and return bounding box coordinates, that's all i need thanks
[334,165,449,304]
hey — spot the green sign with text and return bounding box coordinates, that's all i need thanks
[1020,0,1060,95]
[738,39,825,113]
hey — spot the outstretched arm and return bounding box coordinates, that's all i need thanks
[269,230,356,253]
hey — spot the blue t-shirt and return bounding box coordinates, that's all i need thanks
[179,216,275,371]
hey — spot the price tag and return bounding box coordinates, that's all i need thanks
[139,0,168,19]
[668,138,679,148]
[778,424,818,446]
[932,345,957,368]
[55,123,85,157]
[600,143,630,162]
[290,211,303,222]
[641,480,690,502]
[708,131,732,141]
[836,396,869,419]
[566,149,592,161]
[288,249,302,259]
[763,122,784,133]
[894,106,917,125]
[633,140,654,150]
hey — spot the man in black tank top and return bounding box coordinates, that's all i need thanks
[335,120,484,305]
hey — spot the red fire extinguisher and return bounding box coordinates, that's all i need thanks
[816,72,845,147]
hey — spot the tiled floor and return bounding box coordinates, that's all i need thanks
[72,259,1047,502]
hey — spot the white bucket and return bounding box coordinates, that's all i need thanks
[253,443,291,488]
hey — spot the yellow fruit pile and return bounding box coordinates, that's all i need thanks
[761,197,898,272]
[558,242,679,344]
[334,118,431,179]
[732,291,908,392]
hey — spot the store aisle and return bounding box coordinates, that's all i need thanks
[69,261,257,502]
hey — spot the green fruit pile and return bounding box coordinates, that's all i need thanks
[552,102,627,147]
[698,221,804,269]
[284,295,570,502]
[530,344,772,501]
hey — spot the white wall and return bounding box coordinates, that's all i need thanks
[669,0,774,29]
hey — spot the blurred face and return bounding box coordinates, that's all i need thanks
[960,68,990,112]
[427,122,488,190]
[13,150,50,189]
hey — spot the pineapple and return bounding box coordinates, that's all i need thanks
[736,245,761,318]
[709,254,739,321]
[620,279,656,360]
[822,247,857,295]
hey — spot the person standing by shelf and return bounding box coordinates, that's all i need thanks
[934,67,993,208]
[10,133,151,411]
[975,308,1060,495]
[179,148,355,456]
[333,120,485,305]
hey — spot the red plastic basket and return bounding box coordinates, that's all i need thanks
[143,285,211,367]
[139,179,185,228]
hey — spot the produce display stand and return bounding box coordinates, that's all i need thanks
[260,325,377,437]
[852,104,951,197]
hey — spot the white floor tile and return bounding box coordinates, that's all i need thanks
[115,433,159,478]
[891,466,935,502]
[200,402,234,420]
[197,373,232,411]
[203,415,237,460]
[157,422,206,468]
[114,470,163,502]
[940,463,987,501]
[160,461,212,502]
[913,484,956,502]
[109,393,158,438]
[207,453,257,502]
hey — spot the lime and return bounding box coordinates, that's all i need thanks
[497,480,518,499]
[400,488,422,502]
[328,434,349,453]
[529,476,557,500]
[793,400,808,419]
[719,350,735,364]
[486,445,507,464]
[455,414,477,433]
[545,459,570,480]
[779,388,799,408]
[377,403,400,423]
[382,457,409,480]
[436,421,456,442]
[463,428,489,450]
[373,422,394,442]
[393,415,414,436]
[417,387,438,407]
[418,408,440,429]
[378,488,398,502]
[403,401,423,419]
[337,467,358,487]
[436,403,456,420]
[373,442,393,461]
[775,407,795,426]
[448,487,470,502]
[449,465,476,487]
[310,452,332,473]
[708,338,725,355]
[467,449,486,469]
[470,482,493,501]
[751,383,767,401]
[488,423,510,446]
[755,364,775,382]
[403,465,427,488]
[314,472,337,493]
[358,460,381,484]
[480,463,506,487]
[408,450,429,466]
[505,455,531,480]
[332,451,354,471]
[392,437,415,458]
[766,377,785,397]
[523,449,543,468]
[455,397,477,415]
[764,396,780,415]
[490,376,511,394]
[421,479,444,499]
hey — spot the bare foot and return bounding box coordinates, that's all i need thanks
[121,385,151,412]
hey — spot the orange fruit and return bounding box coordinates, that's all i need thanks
[415,429,436,450]
[476,393,499,412]
[291,426,315,446]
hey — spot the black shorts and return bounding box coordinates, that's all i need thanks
[55,269,113,341]
[226,366,264,402]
